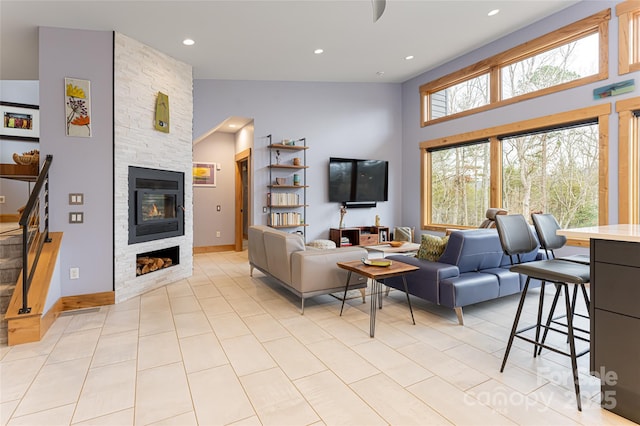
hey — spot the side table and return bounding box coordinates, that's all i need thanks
[337,259,418,337]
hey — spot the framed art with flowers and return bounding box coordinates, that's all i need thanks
[1,101,39,141]
[65,77,92,137]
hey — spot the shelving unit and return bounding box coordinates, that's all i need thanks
[329,226,390,247]
[266,135,308,240]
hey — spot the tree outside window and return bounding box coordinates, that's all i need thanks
[431,142,490,226]
[502,124,599,228]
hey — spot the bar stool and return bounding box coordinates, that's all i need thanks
[495,214,590,411]
[531,213,590,354]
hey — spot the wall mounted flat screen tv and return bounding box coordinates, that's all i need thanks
[329,157,388,203]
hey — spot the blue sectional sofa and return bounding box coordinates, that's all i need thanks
[384,229,540,325]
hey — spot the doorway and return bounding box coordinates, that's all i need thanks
[235,149,251,251]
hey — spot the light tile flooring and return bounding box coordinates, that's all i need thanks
[1,250,637,426]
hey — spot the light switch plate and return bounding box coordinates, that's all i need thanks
[69,212,84,223]
[69,193,84,205]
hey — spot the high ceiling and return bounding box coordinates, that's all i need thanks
[1,0,579,83]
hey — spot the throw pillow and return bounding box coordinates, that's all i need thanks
[393,226,414,242]
[416,234,449,261]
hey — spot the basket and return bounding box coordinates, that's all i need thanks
[13,152,39,166]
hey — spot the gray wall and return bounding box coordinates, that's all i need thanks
[400,0,639,232]
[0,81,39,216]
[39,27,114,297]
[193,132,236,247]
[193,80,403,242]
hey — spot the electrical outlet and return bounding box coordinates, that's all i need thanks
[216,231,221,237]
[70,267,80,279]
[0,195,5,204]
[263,206,267,213]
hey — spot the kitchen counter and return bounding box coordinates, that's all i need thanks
[558,224,640,423]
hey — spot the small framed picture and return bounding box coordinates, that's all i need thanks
[193,162,217,187]
[1,102,39,141]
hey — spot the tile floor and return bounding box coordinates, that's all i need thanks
[0,250,637,426]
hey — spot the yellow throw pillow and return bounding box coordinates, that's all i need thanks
[416,234,449,261]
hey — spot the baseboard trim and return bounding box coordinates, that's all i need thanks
[6,290,115,346]
[61,291,115,311]
[193,245,235,254]
[0,214,20,223]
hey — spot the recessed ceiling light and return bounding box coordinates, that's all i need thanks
[182,38,195,46]
[314,48,324,55]
[488,9,500,17]
[376,71,385,77]
[405,55,414,60]
[228,124,237,128]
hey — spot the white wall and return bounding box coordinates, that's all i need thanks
[0,81,40,215]
[400,0,638,232]
[193,132,235,247]
[193,81,403,242]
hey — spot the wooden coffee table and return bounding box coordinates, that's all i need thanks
[337,259,419,337]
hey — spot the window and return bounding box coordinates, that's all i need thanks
[501,33,599,100]
[502,124,599,228]
[420,9,609,126]
[617,0,640,74]
[421,104,611,234]
[616,96,640,224]
[430,74,490,120]
[430,142,490,225]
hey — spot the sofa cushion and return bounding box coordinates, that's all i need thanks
[248,225,272,271]
[439,229,504,272]
[439,272,500,308]
[416,234,449,261]
[263,229,306,285]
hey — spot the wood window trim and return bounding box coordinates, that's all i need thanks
[420,8,611,127]
[420,103,611,246]
[617,0,640,74]
[616,96,640,224]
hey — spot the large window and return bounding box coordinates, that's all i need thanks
[502,124,599,228]
[617,1,640,74]
[421,104,611,236]
[430,142,490,225]
[420,9,609,126]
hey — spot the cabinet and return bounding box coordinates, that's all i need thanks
[329,226,389,247]
[267,135,308,240]
[590,238,640,424]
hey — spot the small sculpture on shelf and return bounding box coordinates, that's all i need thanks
[375,214,381,227]
[339,205,347,229]
[275,149,281,164]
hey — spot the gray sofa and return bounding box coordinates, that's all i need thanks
[248,225,368,312]
[384,229,540,325]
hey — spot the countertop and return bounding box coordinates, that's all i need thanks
[557,224,640,243]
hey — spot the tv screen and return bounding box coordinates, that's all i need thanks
[329,157,388,203]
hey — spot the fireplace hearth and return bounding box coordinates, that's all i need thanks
[129,166,184,244]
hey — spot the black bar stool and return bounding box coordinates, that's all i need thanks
[531,213,590,354]
[495,214,590,411]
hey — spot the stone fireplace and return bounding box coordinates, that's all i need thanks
[113,32,193,303]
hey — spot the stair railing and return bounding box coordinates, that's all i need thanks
[17,155,53,314]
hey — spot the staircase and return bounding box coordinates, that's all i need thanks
[0,228,22,345]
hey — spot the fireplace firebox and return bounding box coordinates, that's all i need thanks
[129,166,184,244]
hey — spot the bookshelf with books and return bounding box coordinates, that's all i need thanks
[266,135,308,239]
